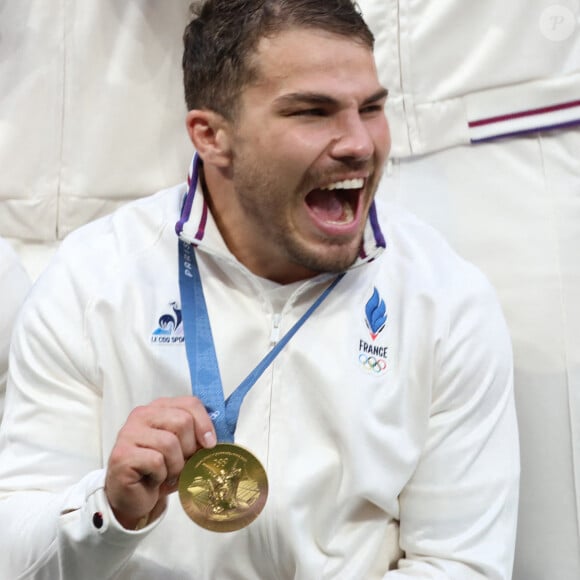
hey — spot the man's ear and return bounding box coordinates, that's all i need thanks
[186,110,232,167]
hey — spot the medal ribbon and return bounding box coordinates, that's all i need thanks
[178,218,343,443]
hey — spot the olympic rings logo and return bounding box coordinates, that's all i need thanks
[358,353,387,373]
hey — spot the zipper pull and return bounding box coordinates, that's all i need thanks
[270,313,282,344]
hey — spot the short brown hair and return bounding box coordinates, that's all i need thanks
[183,0,374,120]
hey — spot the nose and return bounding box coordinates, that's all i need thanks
[329,110,374,162]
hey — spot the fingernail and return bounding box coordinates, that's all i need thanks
[203,431,216,447]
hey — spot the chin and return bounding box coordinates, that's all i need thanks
[295,245,360,274]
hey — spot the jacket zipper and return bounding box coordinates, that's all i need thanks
[270,313,282,345]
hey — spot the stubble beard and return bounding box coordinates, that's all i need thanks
[284,233,362,274]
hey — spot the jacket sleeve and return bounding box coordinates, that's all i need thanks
[0,251,160,580]
[0,238,31,418]
[386,270,520,579]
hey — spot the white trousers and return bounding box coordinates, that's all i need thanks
[378,128,580,579]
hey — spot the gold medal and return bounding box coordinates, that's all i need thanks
[178,443,268,532]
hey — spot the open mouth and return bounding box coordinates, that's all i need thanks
[305,178,364,226]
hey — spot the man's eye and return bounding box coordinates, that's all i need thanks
[289,108,327,117]
[360,104,384,115]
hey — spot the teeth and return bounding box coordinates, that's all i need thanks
[321,178,364,191]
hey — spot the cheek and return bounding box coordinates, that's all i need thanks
[258,130,327,179]
[373,117,391,158]
[275,118,335,151]
[292,127,331,151]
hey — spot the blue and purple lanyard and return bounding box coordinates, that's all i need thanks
[178,223,343,444]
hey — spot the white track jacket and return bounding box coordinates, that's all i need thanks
[0,238,30,418]
[0,183,519,579]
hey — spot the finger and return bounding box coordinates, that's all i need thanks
[133,426,188,483]
[113,408,191,483]
[188,396,218,449]
[150,396,217,450]
[135,405,198,459]
[108,441,169,488]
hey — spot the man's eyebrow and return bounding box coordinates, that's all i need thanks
[274,92,340,108]
[274,87,389,109]
[362,88,389,106]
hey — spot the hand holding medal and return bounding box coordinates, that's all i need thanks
[105,396,218,531]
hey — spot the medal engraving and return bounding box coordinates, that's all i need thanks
[179,443,268,532]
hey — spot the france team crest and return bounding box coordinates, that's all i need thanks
[358,287,388,375]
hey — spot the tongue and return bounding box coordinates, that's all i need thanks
[307,189,345,222]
